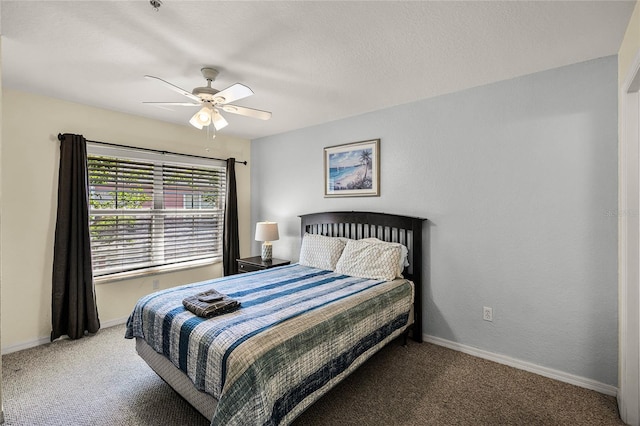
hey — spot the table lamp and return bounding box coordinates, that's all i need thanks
[255,221,279,261]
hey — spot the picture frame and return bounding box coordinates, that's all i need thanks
[324,139,380,197]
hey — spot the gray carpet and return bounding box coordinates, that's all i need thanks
[1,324,624,425]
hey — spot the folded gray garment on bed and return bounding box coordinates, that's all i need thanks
[182,289,241,318]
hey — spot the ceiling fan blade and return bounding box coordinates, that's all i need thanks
[144,75,202,103]
[221,104,272,120]
[212,109,229,131]
[212,83,254,105]
[143,102,201,106]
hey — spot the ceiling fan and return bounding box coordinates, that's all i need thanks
[143,67,272,131]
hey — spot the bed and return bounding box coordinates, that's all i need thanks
[125,211,425,425]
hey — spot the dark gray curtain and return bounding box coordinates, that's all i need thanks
[223,158,240,275]
[51,133,100,341]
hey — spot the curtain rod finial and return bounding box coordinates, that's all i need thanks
[57,133,63,141]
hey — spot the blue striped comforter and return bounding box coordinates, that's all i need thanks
[125,264,413,425]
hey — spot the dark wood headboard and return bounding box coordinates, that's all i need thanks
[299,211,425,342]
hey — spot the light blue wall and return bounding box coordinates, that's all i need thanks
[251,56,618,385]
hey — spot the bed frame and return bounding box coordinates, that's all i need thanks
[136,210,426,421]
[300,211,425,342]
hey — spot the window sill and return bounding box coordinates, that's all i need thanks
[94,258,221,285]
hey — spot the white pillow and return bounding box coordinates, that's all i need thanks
[334,239,402,281]
[298,233,347,271]
[361,238,409,277]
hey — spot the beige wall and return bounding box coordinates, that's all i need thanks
[1,89,251,350]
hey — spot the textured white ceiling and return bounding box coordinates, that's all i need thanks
[1,1,635,140]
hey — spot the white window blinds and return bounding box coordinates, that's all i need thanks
[87,144,226,277]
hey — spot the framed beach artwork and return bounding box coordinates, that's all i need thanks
[324,139,380,197]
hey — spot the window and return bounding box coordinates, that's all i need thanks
[87,144,226,278]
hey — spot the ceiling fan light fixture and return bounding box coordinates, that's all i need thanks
[212,108,229,131]
[189,105,212,129]
[197,109,210,123]
[189,114,204,130]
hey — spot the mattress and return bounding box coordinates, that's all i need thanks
[127,264,414,425]
[136,336,217,420]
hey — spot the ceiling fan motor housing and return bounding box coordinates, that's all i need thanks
[192,86,220,101]
[193,67,222,101]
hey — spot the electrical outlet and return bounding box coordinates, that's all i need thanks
[152,279,160,290]
[483,306,493,322]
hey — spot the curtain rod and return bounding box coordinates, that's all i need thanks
[56,133,248,165]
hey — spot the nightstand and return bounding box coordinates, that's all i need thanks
[236,256,290,274]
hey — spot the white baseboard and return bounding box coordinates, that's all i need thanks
[1,316,129,355]
[100,316,129,329]
[2,336,51,355]
[424,334,618,397]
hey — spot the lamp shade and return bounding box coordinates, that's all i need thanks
[255,222,279,242]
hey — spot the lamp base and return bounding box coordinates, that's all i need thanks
[261,242,273,261]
